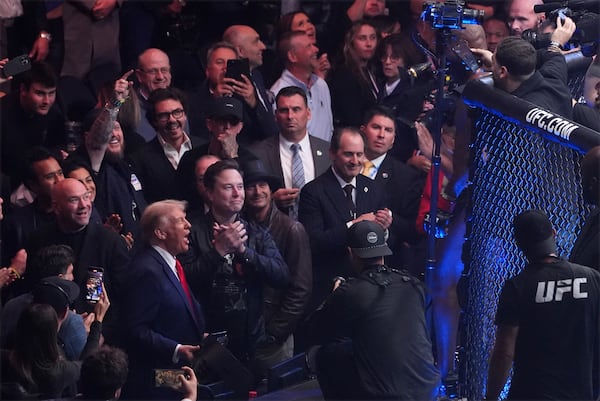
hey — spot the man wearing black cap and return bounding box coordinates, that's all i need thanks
[486,210,600,401]
[307,220,440,400]
[242,159,312,375]
[176,96,258,207]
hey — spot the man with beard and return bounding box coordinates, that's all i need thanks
[180,160,288,370]
[132,87,204,203]
[68,71,147,238]
[471,17,576,118]
[242,159,312,376]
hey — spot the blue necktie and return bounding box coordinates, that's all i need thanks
[290,143,305,189]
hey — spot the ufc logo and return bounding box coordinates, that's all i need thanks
[535,278,588,303]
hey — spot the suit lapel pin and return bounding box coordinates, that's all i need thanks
[364,186,368,193]
[382,172,389,179]
[316,150,323,156]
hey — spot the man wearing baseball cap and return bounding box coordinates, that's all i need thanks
[176,96,258,205]
[307,220,439,400]
[487,210,600,401]
[242,159,312,374]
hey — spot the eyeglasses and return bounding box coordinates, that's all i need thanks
[156,108,185,122]
[138,67,171,76]
[66,191,92,205]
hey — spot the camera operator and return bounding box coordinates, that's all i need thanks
[471,16,576,118]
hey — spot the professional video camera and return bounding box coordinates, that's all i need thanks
[421,0,485,30]
[522,0,600,56]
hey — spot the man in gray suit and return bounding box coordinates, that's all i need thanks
[250,86,329,219]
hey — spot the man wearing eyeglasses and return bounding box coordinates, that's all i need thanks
[132,87,204,204]
[25,178,130,345]
[134,48,198,143]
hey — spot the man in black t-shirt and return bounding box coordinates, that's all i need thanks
[486,210,600,400]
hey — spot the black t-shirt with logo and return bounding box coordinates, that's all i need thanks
[496,259,600,400]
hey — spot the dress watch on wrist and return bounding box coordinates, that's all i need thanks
[39,32,52,42]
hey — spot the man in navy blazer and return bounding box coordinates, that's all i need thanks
[360,106,424,269]
[250,86,330,219]
[299,127,392,310]
[122,199,205,399]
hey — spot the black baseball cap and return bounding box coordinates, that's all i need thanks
[347,221,392,259]
[209,97,243,121]
[513,210,557,258]
[32,277,80,315]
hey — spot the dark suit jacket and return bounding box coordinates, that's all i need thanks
[249,134,330,187]
[374,154,425,253]
[123,246,205,398]
[298,169,388,308]
[25,222,130,342]
[131,136,205,204]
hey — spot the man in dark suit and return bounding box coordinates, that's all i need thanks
[360,105,424,268]
[122,199,205,399]
[25,179,130,344]
[132,87,204,203]
[250,86,330,219]
[570,146,600,271]
[298,127,392,310]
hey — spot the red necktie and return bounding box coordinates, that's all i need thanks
[175,259,195,309]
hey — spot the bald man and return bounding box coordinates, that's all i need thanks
[26,178,129,343]
[570,146,600,271]
[507,0,545,35]
[222,25,278,144]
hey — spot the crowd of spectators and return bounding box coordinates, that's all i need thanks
[1,0,600,399]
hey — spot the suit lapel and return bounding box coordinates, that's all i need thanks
[271,136,285,184]
[151,249,202,331]
[309,136,329,176]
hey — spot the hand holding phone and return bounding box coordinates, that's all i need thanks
[154,369,185,388]
[86,267,104,304]
[0,55,32,79]
[225,58,250,82]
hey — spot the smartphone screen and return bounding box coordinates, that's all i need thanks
[85,267,103,303]
[154,369,185,388]
[225,58,250,81]
[452,40,480,72]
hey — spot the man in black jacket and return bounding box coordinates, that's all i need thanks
[181,160,288,369]
[472,16,576,118]
[242,159,312,376]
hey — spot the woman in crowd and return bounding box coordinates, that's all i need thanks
[377,33,432,166]
[329,20,379,127]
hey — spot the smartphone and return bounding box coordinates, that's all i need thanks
[451,40,480,72]
[1,54,32,79]
[85,267,103,304]
[154,369,185,388]
[225,58,250,81]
